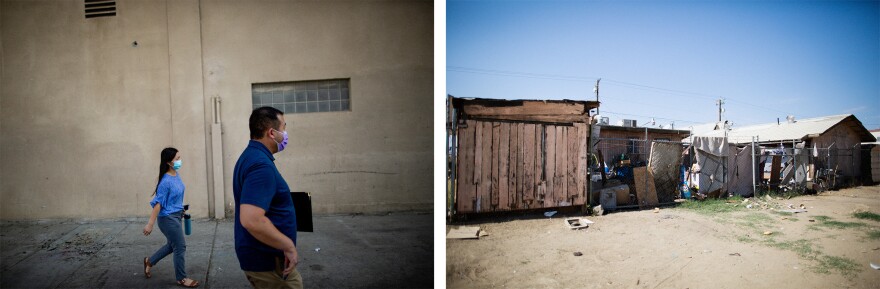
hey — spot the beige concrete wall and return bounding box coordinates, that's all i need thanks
[200,0,433,214]
[0,0,211,219]
[0,0,432,219]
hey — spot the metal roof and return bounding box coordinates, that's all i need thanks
[696,114,875,144]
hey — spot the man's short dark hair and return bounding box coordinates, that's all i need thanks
[249,106,284,139]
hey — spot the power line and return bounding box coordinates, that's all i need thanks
[447,66,599,81]
[447,65,796,116]
[600,110,704,125]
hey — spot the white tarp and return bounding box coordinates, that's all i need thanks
[693,137,728,194]
[693,136,729,157]
[726,144,757,197]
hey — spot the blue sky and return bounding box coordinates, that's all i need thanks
[447,0,880,130]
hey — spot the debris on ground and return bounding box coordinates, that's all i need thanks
[544,211,557,218]
[653,208,660,213]
[763,231,773,235]
[737,195,811,212]
[447,226,486,239]
[871,263,880,270]
[573,252,583,257]
[779,209,807,214]
[729,253,741,256]
[564,218,594,230]
[593,205,604,216]
[315,247,321,252]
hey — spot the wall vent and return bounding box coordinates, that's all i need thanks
[85,0,116,19]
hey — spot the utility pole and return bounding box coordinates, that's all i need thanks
[594,78,601,115]
[716,98,725,122]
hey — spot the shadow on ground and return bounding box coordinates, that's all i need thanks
[1,212,432,289]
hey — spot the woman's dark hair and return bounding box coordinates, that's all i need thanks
[153,147,178,196]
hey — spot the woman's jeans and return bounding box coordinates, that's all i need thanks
[149,210,187,281]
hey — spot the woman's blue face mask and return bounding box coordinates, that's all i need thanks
[172,160,182,171]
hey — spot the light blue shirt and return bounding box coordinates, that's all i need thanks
[150,173,185,216]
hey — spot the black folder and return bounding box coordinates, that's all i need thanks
[290,192,313,232]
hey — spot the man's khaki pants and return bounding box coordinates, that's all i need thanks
[244,257,303,289]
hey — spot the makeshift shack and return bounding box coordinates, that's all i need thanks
[696,114,875,192]
[449,97,599,214]
[591,124,691,207]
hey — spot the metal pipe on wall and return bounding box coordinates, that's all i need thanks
[751,136,756,197]
[211,96,225,219]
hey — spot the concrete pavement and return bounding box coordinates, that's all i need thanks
[0,212,432,288]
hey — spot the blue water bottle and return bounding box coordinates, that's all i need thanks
[183,204,192,235]
[184,214,192,235]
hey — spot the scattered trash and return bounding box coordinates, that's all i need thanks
[781,217,789,220]
[871,263,880,270]
[573,252,583,257]
[763,231,773,235]
[779,209,807,214]
[544,211,557,218]
[799,204,806,209]
[653,208,660,213]
[808,219,816,222]
[315,247,321,252]
[593,205,604,216]
[746,204,753,209]
[446,226,484,239]
[729,253,741,256]
[565,218,594,230]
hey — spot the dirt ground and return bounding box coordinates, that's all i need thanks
[447,185,880,289]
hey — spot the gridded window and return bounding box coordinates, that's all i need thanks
[627,137,639,154]
[252,79,350,114]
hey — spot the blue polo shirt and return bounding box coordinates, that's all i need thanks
[233,140,297,272]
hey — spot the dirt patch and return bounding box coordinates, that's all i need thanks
[48,228,111,258]
[447,185,880,288]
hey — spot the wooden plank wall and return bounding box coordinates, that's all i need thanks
[455,120,589,213]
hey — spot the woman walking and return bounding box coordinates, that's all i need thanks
[143,147,200,288]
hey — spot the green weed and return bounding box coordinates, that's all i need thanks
[736,235,757,243]
[853,211,880,222]
[677,198,745,215]
[815,255,861,278]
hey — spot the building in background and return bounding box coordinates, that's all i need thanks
[697,114,875,178]
[0,0,433,219]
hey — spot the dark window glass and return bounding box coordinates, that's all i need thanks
[252,79,351,114]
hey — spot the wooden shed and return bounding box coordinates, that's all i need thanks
[449,97,599,214]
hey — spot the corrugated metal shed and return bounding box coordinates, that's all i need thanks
[698,114,875,144]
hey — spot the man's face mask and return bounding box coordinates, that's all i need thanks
[272,129,289,152]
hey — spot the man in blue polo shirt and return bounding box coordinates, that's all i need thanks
[233,106,301,289]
